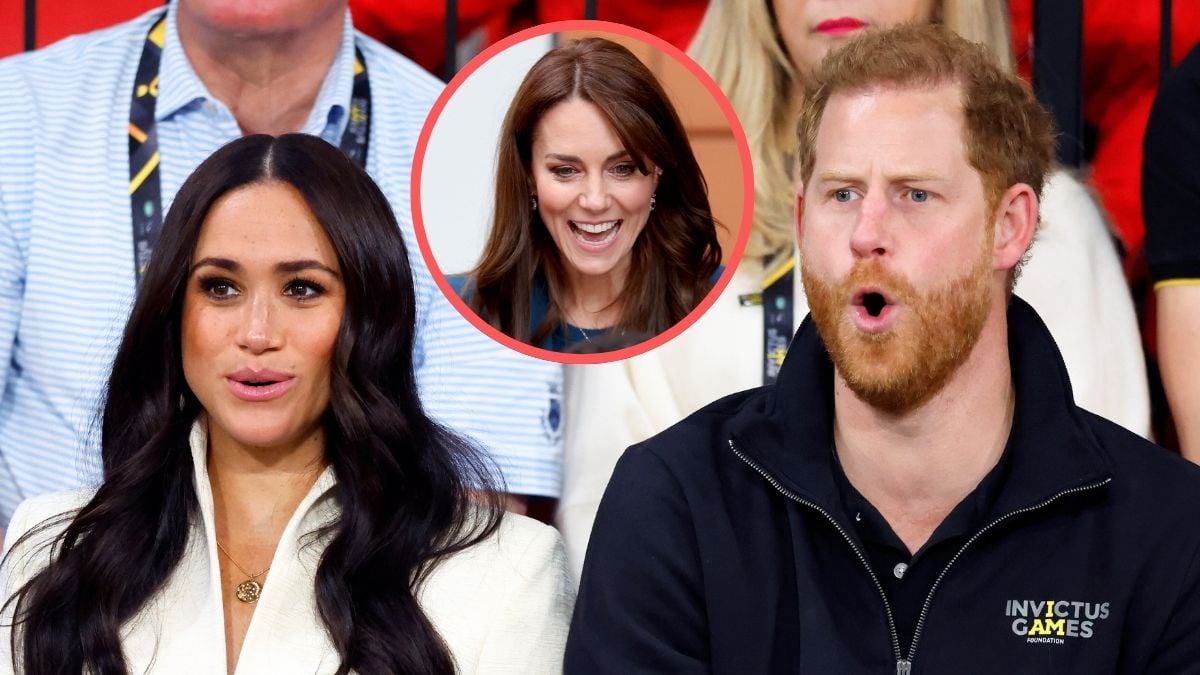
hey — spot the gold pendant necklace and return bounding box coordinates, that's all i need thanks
[215,540,270,604]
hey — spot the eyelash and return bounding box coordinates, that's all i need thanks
[828,188,933,203]
[198,276,239,299]
[195,275,327,301]
[283,276,327,299]
[548,163,639,180]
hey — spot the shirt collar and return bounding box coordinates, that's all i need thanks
[155,2,358,141]
[728,296,1113,519]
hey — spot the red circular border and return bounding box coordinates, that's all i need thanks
[412,20,755,365]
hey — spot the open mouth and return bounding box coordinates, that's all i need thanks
[852,288,894,317]
[569,219,622,247]
[862,292,887,317]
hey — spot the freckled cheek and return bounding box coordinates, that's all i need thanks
[288,308,342,387]
[180,304,238,387]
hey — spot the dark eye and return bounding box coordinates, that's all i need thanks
[199,277,238,299]
[834,189,854,203]
[909,190,930,203]
[551,166,578,178]
[611,163,637,178]
[284,278,326,299]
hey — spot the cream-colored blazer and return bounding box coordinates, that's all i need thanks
[0,424,574,674]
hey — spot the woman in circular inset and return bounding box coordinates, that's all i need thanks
[452,37,723,353]
[0,135,571,674]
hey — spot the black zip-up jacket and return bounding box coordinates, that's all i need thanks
[566,298,1200,674]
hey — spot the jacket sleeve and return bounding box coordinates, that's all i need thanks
[1142,537,1200,674]
[565,444,709,674]
[0,497,52,675]
[475,523,575,674]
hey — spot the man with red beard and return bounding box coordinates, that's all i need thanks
[566,24,1200,675]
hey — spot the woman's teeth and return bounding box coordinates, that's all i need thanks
[569,219,623,247]
[572,220,619,234]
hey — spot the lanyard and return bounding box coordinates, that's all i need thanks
[739,254,795,385]
[127,13,372,282]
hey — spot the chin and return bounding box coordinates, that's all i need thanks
[570,261,618,278]
[211,411,311,451]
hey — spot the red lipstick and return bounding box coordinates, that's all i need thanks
[816,17,867,36]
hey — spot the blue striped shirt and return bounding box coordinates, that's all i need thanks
[0,6,563,523]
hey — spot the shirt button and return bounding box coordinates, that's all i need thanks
[893,562,908,580]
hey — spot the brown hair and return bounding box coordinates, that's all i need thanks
[468,37,722,346]
[797,23,1055,217]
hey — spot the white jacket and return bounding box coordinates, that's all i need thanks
[558,170,1150,581]
[0,423,574,674]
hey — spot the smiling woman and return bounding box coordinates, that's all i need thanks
[0,135,572,674]
[451,37,723,353]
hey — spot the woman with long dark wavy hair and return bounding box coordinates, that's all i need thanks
[451,37,723,352]
[0,134,572,674]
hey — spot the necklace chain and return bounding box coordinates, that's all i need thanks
[215,540,270,580]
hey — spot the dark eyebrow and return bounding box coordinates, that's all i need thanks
[190,257,339,278]
[191,257,240,274]
[545,151,631,163]
[275,259,340,277]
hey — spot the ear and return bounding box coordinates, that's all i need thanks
[794,185,806,242]
[991,183,1038,272]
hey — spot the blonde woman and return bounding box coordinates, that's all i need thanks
[556,0,1149,581]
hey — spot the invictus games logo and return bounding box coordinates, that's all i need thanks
[1006,600,1110,645]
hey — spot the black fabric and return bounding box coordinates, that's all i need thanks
[566,298,1200,674]
[1144,43,1200,283]
[830,443,1012,657]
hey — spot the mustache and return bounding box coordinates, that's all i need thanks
[834,260,920,304]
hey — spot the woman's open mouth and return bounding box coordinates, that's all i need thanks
[569,219,622,249]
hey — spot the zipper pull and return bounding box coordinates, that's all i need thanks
[897,659,912,675]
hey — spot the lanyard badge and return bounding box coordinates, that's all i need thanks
[127,12,372,283]
[739,254,795,385]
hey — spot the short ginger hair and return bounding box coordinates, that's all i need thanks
[796,23,1056,215]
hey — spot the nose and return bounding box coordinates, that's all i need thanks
[849,190,891,260]
[237,294,284,354]
[578,173,610,212]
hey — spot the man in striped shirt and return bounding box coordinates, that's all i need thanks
[0,0,564,529]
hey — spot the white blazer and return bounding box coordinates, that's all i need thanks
[0,423,574,674]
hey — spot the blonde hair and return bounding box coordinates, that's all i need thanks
[689,0,1016,262]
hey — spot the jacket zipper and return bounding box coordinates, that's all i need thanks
[903,476,1111,670]
[727,439,905,673]
[729,438,1111,675]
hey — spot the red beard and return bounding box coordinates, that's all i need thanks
[801,243,993,415]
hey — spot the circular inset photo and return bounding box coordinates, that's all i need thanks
[414,21,751,364]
